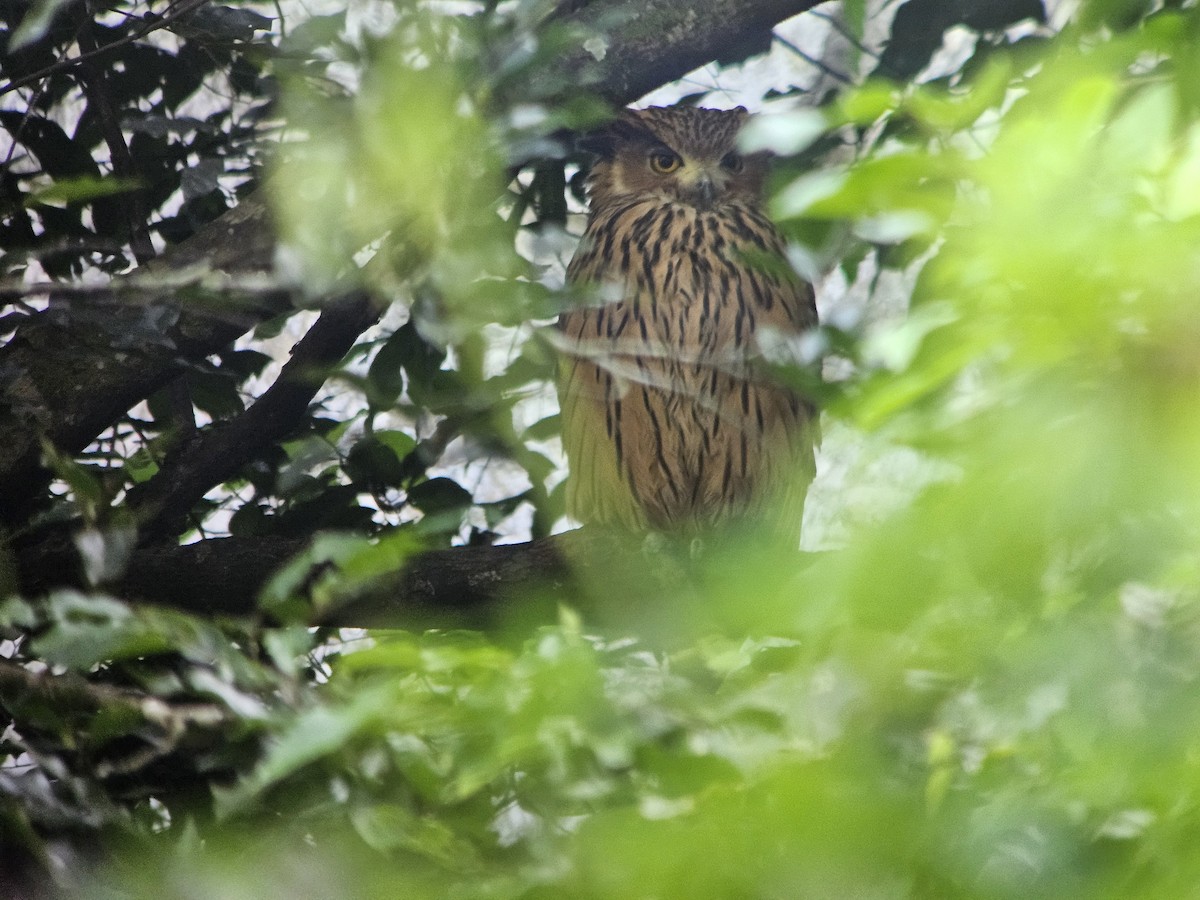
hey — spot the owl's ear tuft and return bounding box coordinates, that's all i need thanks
[576,128,617,158]
[577,110,657,159]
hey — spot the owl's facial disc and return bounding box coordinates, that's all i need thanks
[638,145,730,209]
[664,157,727,210]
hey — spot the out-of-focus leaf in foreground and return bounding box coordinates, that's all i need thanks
[82,5,1200,899]
[270,13,531,334]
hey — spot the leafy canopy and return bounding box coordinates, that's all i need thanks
[2,0,1200,897]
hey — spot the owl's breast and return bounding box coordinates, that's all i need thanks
[558,197,817,533]
[568,198,812,359]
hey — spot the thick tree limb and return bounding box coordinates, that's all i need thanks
[545,0,823,104]
[15,528,642,627]
[0,195,284,526]
[106,532,576,625]
[18,528,813,632]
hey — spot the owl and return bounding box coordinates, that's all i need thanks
[557,105,818,541]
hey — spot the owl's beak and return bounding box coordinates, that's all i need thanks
[692,175,717,209]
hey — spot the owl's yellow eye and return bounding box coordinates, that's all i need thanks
[649,151,683,174]
[720,152,744,173]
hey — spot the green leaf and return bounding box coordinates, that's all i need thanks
[10,0,76,50]
[224,681,398,810]
[258,531,421,621]
[32,592,173,670]
[350,802,478,863]
[345,436,404,489]
[258,532,371,617]
[522,414,561,442]
[124,448,159,484]
[373,429,417,461]
[407,478,472,516]
[29,176,142,206]
[367,329,411,405]
[39,438,105,522]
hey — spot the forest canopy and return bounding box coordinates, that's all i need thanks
[3,0,1200,896]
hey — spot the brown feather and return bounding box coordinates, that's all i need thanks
[558,106,818,540]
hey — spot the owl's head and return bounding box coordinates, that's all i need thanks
[580,106,769,211]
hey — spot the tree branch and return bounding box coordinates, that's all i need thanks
[15,528,623,626]
[0,657,221,724]
[0,0,212,98]
[17,526,818,633]
[125,291,382,541]
[545,0,823,104]
[0,658,236,781]
[74,19,157,266]
[112,532,583,625]
[0,194,284,526]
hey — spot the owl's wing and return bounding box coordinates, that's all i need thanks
[557,288,649,530]
[700,236,820,542]
[721,246,820,543]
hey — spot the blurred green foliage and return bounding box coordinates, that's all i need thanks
[5,0,1200,897]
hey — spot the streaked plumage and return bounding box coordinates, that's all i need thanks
[558,105,817,540]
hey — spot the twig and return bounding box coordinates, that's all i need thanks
[0,657,226,727]
[0,656,235,779]
[74,17,157,265]
[0,270,298,302]
[0,0,213,98]
[809,8,883,62]
[774,33,855,85]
